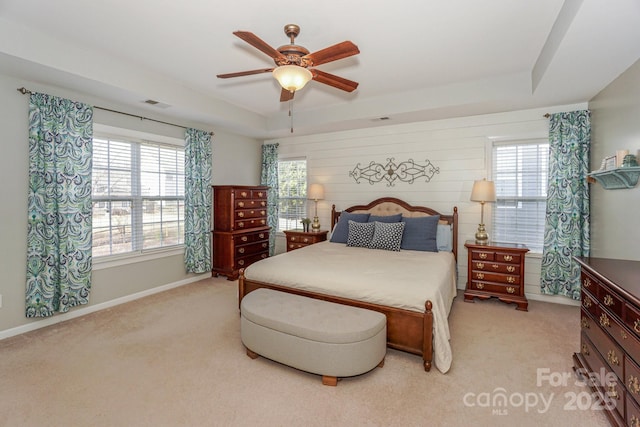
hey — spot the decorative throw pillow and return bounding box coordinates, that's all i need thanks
[437,223,453,252]
[330,212,370,243]
[401,215,440,252]
[346,220,375,248]
[367,213,402,223]
[369,221,406,251]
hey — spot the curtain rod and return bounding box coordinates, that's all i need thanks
[17,87,213,136]
[543,113,550,118]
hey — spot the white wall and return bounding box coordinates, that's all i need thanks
[269,103,588,305]
[0,72,262,335]
[589,59,640,260]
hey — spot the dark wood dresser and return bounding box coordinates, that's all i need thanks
[283,230,328,252]
[212,185,269,280]
[574,257,640,426]
[464,240,529,311]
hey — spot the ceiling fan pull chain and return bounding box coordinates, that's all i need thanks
[289,97,294,133]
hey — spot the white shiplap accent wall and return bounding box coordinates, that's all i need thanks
[269,103,587,305]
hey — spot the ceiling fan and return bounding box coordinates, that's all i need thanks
[217,24,360,102]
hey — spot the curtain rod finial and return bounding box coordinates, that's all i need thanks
[17,87,31,95]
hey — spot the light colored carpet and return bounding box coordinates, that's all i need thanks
[0,277,609,427]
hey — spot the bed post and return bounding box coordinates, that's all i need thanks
[423,300,433,372]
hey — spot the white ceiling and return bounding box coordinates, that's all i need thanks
[0,0,639,139]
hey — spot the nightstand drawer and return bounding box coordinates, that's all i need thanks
[470,280,520,296]
[472,261,520,274]
[471,271,520,285]
[283,230,328,252]
[471,250,495,261]
[495,252,520,264]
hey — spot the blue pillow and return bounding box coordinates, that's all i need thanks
[437,223,453,252]
[330,212,370,243]
[368,213,402,223]
[400,215,440,252]
[369,221,405,251]
[346,220,376,248]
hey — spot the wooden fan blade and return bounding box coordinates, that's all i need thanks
[303,41,359,66]
[217,68,274,79]
[280,88,295,102]
[233,31,286,61]
[311,69,359,92]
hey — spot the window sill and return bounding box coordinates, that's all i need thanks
[93,246,184,270]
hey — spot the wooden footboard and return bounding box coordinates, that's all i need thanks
[239,269,434,372]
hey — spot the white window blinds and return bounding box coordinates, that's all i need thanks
[492,140,549,253]
[277,159,307,231]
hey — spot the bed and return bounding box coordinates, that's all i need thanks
[238,197,459,373]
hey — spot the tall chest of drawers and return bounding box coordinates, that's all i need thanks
[212,185,269,280]
[573,257,640,426]
[464,241,529,311]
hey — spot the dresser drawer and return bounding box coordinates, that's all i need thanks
[236,240,269,257]
[235,251,268,269]
[235,229,269,245]
[472,271,520,285]
[235,199,267,209]
[583,308,624,380]
[235,208,267,220]
[597,282,624,319]
[235,218,267,230]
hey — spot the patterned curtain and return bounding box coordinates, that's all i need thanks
[26,93,93,317]
[540,110,591,299]
[184,128,212,273]
[261,143,279,256]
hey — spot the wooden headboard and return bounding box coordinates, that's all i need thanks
[330,197,459,261]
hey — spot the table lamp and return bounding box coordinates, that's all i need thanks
[308,184,324,231]
[470,179,496,243]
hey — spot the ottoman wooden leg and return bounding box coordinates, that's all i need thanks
[246,348,259,359]
[377,358,385,368]
[322,376,338,386]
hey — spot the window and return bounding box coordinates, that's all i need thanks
[92,136,185,257]
[277,159,307,231]
[492,140,549,253]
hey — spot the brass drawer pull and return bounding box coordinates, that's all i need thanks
[238,201,245,208]
[238,248,245,254]
[621,330,628,340]
[581,344,589,356]
[261,253,267,259]
[260,210,266,216]
[262,243,267,248]
[303,238,309,243]
[507,266,515,273]
[506,286,515,294]
[507,277,515,284]
[257,192,264,197]
[629,375,640,395]
[603,294,614,306]
[504,255,513,261]
[492,264,499,269]
[479,253,487,259]
[240,191,247,197]
[241,236,248,242]
[632,415,640,427]
[581,317,589,329]
[476,283,484,290]
[607,383,619,400]
[634,319,640,334]
[260,220,266,225]
[238,212,244,217]
[238,260,245,266]
[599,313,610,328]
[476,262,485,269]
[607,349,619,366]
[476,273,485,280]
[261,201,266,207]
[582,298,592,309]
[583,277,591,288]
[259,233,265,239]
[238,222,244,228]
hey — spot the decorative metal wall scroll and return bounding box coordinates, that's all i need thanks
[349,158,440,186]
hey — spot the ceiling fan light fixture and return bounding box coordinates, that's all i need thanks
[272,65,312,92]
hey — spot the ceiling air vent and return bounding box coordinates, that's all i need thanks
[142,99,171,109]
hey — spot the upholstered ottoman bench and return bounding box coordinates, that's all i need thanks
[240,288,387,386]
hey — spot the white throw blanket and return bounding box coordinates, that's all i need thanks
[244,241,457,373]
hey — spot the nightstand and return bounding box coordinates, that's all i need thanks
[283,230,328,252]
[464,240,529,311]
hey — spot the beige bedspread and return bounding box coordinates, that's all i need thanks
[244,241,457,373]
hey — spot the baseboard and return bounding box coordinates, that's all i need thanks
[0,273,211,341]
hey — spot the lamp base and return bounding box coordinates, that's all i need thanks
[312,216,321,231]
[475,224,489,243]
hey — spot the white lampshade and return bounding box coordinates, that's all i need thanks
[470,179,496,203]
[307,183,325,200]
[272,65,313,92]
